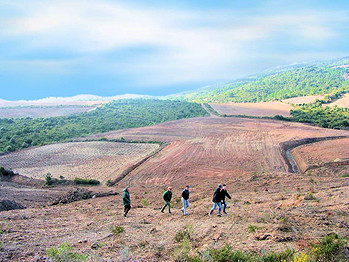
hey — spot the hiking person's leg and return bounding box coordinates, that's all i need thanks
[161,202,167,213]
[217,202,222,216]
[167,201,171,213]
[223,202,227,214]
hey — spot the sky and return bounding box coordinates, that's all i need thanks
[0,0,349,100]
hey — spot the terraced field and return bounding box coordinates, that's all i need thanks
[291,138,349,173]
[0,141,159,183]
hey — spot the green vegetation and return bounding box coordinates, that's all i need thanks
[0,99,207,153]
[182,62,349,103]
[140,198,149,207]
[291,92,349,130]
[0,166,17,176]
[46,243,88,262]
[73,177,100,185]
[45,173,53,186]
[309,234,346,261]
[111,225,124,236]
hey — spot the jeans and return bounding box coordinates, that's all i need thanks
[222,202,227,213]
[181,198,189,215]
[161,200,171,213]
[211,202,222,213]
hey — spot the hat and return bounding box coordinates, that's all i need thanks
[218,184,223,188]
[186,185,190,188]
[223,184,226,186]
[168,187,172,190]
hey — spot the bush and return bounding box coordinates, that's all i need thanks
[106,179,114,186]
[175,225,193,242]
[74,177,100,185]
[304,192,316,200]
[247,225,259,233]
[0,166,16,176]
[141,198,149,207]
[341,173,349,178]
[46,242,88,262]
[45,173,53,186]
[309,233,346,261]
[111,225,124,236]
[188,244,294,262]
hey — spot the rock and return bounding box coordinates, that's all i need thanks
[255,233,272,241]
[150,228,158,234]
[274,236,293,242]
[91,242,100,249]
[0,199,26,212]
[213,232,223,241]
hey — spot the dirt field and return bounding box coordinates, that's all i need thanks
[1,117,349,261]
[282,95,324,104]
[291,138,349,173]
[209,102,293,117]
[0,142,159,183]
[0,106,96,118]
[325,93,349,108]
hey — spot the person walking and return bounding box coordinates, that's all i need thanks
[221,184,232,214]
[161,187,173,213]
[181,185,190,215]
[209,184,223,217]
[122,187,131,217]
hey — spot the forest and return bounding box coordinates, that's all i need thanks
[0,99,207,153]
[183,64,349,103]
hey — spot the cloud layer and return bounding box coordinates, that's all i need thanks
[0,0,349,99]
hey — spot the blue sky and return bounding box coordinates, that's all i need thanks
[1,0,349,100]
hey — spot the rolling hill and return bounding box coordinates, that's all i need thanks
[178,57,349,103]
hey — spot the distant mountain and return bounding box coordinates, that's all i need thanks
[174,57,349,103]
[0,94,155,107]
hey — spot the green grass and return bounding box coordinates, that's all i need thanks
[46,243,88,262]
[73,177,100,185]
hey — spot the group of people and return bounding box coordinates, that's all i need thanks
[122,184,230,217]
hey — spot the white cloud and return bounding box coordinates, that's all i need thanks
[0,0,347,87]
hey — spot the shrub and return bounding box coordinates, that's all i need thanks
[293,253,308,262]
[174,237,192,262]
[304,192,316,200]
[247,224,259,233]
[309,233,346,261]
[175,225,193,242]
[111,225,124,236]
[0,166,16,176]
[74,177,100,185]
[141,198,149,207]
[261,249,295,262]
[341,173,349,178]
[46,242,88,262]
[106,179,114,187]
[45,173,53,186]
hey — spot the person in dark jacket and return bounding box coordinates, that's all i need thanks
[181,185,190,215]
[209,184,223,217]
[221,184,232,214]
[161,187,173,213]
[122,187,131,217]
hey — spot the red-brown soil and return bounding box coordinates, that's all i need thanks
[291,138,349,173]
[209,102,293,117]
[282,95,324,105]
[1,117,349,261]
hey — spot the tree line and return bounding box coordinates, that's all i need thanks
[0,99,207,153]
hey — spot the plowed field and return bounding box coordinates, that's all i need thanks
[282,95,324,104]
[85,117,348,186]
[209,102,292,117]
[325,93,349,108]
[0,142,159,183]
[291,138,349,173]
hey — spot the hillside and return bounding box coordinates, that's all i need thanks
[179,58,349,103]
[0,99,207,153]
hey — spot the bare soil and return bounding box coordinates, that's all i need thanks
[324,93,349,108]
[282,96,324,105]
[0,141,159,183]
[1,117,349,261]
[209,102,292,117]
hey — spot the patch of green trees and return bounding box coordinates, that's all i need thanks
[183,65,349,103]
[0,99,207,153]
